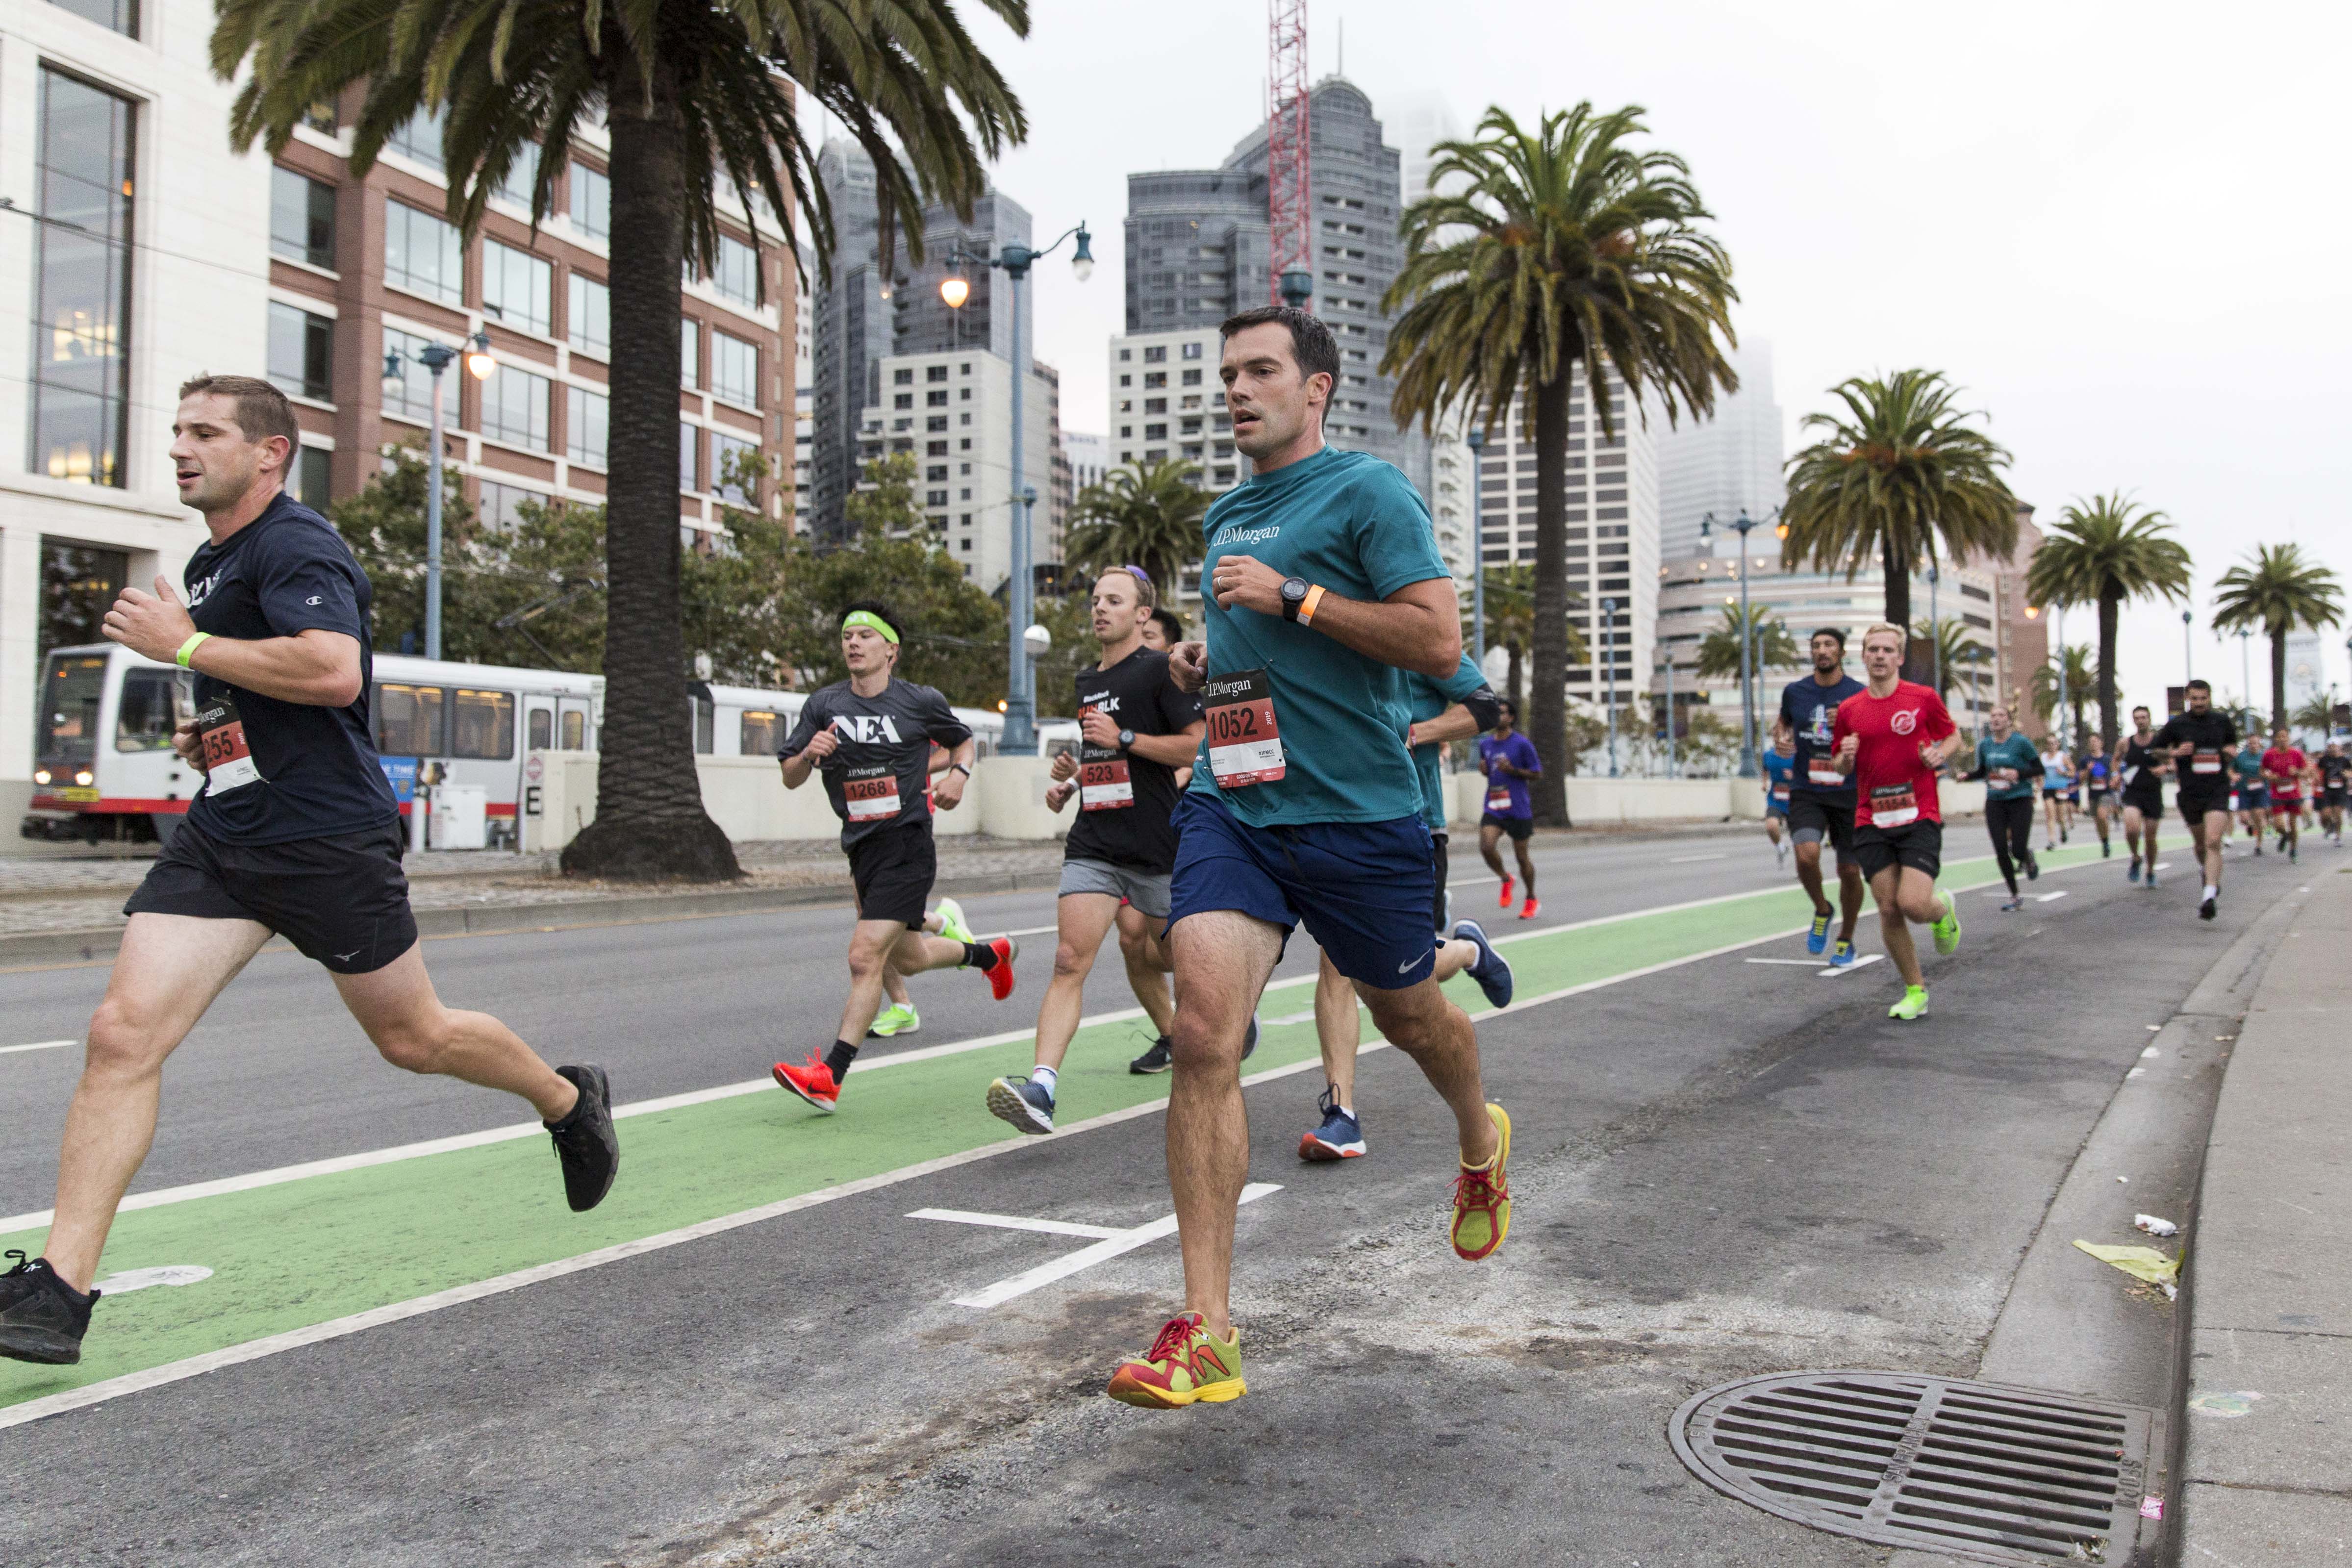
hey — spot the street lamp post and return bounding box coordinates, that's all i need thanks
[1600,596,1619,778]
[2054,603,2069,750]
[1660,649,1675,778]
[2182,608,2194,693]
[1927,559,1942,701]
[940,221,1094,754]
[381,332,495,659]
[1701,509,1762,777]
[1466,428,1486,677]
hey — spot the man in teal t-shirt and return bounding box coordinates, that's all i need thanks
[1106,306,1512,1413]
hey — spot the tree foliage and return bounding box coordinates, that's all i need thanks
[1694,604,1797,682]
[2023,492,2190,752]
[2210,543,2346,731]
[1062,458,1210,601]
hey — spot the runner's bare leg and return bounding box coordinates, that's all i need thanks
[1113,903,1176,1037]
[1357,976,1499,1163]
[1034,892,1120,1073]
[1167,910,1283,1337]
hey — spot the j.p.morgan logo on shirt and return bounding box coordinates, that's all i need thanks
[1215,522,1282,546]
[831,714,904,744]
[1202,675,1259,701]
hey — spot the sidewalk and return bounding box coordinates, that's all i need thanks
[2178,864,2352,1561]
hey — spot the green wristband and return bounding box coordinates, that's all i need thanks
[175,632,211,668]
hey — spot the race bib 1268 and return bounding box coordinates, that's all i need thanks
[843,774,902,821]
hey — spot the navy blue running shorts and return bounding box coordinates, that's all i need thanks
[1166,793,1437,989]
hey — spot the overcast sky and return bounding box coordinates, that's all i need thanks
[831,0,2352,719]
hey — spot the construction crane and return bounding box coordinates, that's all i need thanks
[1266,0,1313,309]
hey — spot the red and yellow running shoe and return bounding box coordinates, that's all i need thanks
[1518,895,1541,920]
[974,936,1019,1002]
[1450,1102,1512,1260]
[771,1054,839,1113]
[1105,1312,1245,1408]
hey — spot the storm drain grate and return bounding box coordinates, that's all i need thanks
[1669,1370,2152,1565]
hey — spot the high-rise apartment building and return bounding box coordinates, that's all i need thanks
[1063,431,1107,496]
[1475,379,1660,709]
[793,242,814,531]
[856,349,1055,592]
[1655,341,1785,560]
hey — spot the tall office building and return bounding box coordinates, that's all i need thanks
[855,349,1055,592]
[1064,431,1107,495]
[1655,341,1785,561]
[1125,76,1428,493]
[793,242,815,531]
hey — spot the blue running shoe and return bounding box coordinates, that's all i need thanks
[1830,938,1856,967]
[2127,856,2142,884]
[1451,919,1514,1009]
[1807,910,1832,955]
[1298,1086,1366,1161]
[985,1074,1056,1136]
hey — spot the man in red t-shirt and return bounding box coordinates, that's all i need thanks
[2263,727,2310,861]
[1830,624,1966,1021]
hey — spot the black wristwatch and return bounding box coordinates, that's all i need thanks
[1117,728,1137,752]
[1279,577,1310,621]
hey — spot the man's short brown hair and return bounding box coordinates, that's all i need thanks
[178,374,300,456]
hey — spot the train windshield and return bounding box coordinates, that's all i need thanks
[39,654,110,763]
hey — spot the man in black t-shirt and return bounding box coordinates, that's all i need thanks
[986,568,1206,1134]
[2318,741,2349,845]
[772,602,1018,1113]
[0,377,617,1369]
[1778,629,1870,965]
[2151,679,2238,920]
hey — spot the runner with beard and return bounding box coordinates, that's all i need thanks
[2117,706,2168,886]
[771,604,1018,1112]
[2150,680,2237,921]
[1829,625,1965,1020]
[1778,630,1869,966]
[1477,703,1541,918]
[988,567,1206,1132]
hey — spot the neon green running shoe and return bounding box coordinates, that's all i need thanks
[867,1003,920,1038]
[1889,985,1929,1021]
[1106,1313,1245,1408]
[1931,893,1962,957]
[934,897,974,946]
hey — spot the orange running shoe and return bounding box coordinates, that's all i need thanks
[1106,1312,1245,1408]
[1450,1103,1513,1260]
[1519,895,1541,920]
[974,935,1019,1001]
[771,1054,839,1113]
[1497,875,1515,909]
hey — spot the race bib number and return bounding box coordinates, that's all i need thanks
[1870,783,1919,828]
[1203,669,1285,787]
[195,696,262,794]
[1770,785,1790,803]
[1487,785,1514,813]
[1808,763,1845,786]
[843,775,902,822]
[1079,758,1135,811]
[1992,767,2018,785]
[2192,749,2222,774]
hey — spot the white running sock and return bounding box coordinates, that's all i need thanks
[1031,1064,1058,1096]
[2202,885,2218,902]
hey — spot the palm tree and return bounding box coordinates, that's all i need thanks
[1062,458,1210,599]
[1385,104,1737,825]
[1780,370,2016,682]
[2211,544,2346,730]
[1911,616,1993,704]
[2022,492,2191,754]
[2291,691,2340,736]
[215,0,1026,880]
[1475,564,1538,714]
[1694,605,1797,682]
[2029,644,2096,751]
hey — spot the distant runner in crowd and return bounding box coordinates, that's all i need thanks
[1477,701,1542,919]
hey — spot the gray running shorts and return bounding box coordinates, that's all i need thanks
[1059,856,1172,919]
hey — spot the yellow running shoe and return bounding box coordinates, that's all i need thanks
[1451,1102,1512,1261]
[1105,1313,1244,1408]
[1889,985,1930,1021]
[933,898,974,946]
[1931,893,1962,957]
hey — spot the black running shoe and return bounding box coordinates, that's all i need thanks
[2200,894,2218,922]
[545,1064,618,1213]
[0,1251,96,1365]
[1129,1037,1173,1074]
[2023,850,2040,881]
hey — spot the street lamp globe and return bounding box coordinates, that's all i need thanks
[1069,224,1095,283]
[463,332,497,380]
[939,273,970,309]
[380,352,404,399]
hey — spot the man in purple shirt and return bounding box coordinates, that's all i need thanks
[1477,701,1543,919]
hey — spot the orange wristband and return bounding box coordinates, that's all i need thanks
[1296,584,1326,627]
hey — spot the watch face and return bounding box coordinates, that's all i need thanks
[1282,578,1307,603]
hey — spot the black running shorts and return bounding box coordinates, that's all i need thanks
[124,818,416,974]
[1787,793,1855,858]
[2178,792,2229,831]
[2121,784,2163,818]
[848,820,936,929]
[1481,813,1533,841]
[1851,818,1943,882]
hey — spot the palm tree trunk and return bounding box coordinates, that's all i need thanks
[560,57,740,882]
[1525,372,1573,825]
[2096,586,2121,755]
[1880,536,1916,682]
[2271,628,2289,733]
[1506,642,1523,716]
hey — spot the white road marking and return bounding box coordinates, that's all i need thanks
[1669,853,1728,864]
[903,1208,1124,1241]
[0,1039,76,1057]
[1817,954,1884,979]
[2126,1067,2146,1079]
[2037,890,2070,902]
[932,1184,1283,1310]
[90,1265,211,1295]
[2142,1046,2161,1058]
[1745,958,1826,966]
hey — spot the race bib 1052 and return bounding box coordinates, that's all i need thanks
[1203,669,1285,787]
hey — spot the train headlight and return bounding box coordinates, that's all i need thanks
[74,770,93,787]
[32,769,50,785]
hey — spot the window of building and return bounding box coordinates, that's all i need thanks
[711,234,759,306]
[379,328,443,424]
[1145,423,1167,439]
[959,387,971,401]
[295,445,332,509]
[740,711,783,754]
[48,0,140,35]
[1181,369,1202,386]
[267,302,333,402]
[1118,348,1132,361]
[1144,398,1166,415]
[926,390,947,407]
[1183,342,1202,360]
[479,364,550,451]
[926,364,948,383]
[713,432,759,506]
[565,385,607,468]
[894,368,914,385]
[29,69,136,488]
[1144,372,1166,389]
[479,480,542,530]
[1143,345,1166,363]
[893,393,913,410]
[384,202,464,305]
[566,274,609,358]
[572,164,609,240]
[680,422,701,492]
[494,146,539,209]
[387,110,443,169]
[270,167,336,269]
[680,323,700,387]
[482,240,552,335]
[711,331,758,407]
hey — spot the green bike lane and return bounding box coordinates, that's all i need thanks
[0,839,2108,1423]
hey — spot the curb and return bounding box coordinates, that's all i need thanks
[0,864,1069,970]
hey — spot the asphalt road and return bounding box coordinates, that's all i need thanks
[0,823,2320,1566]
